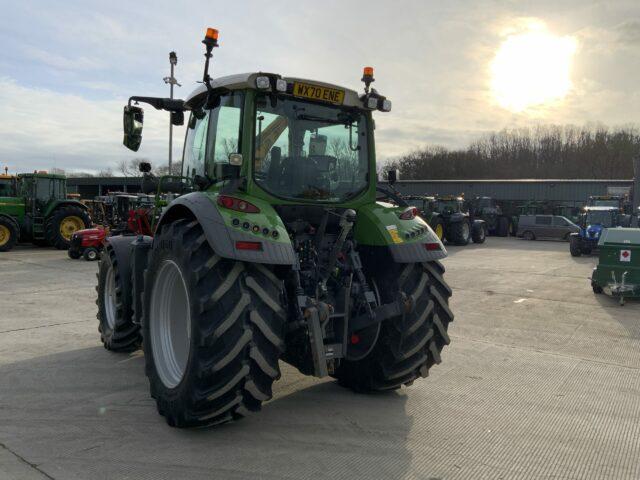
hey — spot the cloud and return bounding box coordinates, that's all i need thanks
[0,77,180,174]
[616,20,640,45]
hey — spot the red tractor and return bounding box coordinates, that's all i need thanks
[68,208,154,261]
[68,226,108,261]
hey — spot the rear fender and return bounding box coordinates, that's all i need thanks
[156,192,295,265]
[354,201,446,263]
[44,200,89,217]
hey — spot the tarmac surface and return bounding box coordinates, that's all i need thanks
[0,238,638,480]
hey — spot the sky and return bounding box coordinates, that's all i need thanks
[0,0,639,174]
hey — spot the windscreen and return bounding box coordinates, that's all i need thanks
[585,211,614,227]
[253,94,369,202]
[434,200,461,214]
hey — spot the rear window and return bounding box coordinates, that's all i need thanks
[535,216,552,225]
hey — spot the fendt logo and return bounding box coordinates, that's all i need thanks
[620,249,631,262]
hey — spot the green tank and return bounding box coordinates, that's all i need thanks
[591,228,640,305]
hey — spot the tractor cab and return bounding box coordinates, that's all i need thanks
[432,195,466,216]
[18,173,67,216]
[0,173,17,198]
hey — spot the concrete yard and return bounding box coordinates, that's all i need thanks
[0,238,638,480]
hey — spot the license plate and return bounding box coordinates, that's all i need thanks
[292,82,345,105]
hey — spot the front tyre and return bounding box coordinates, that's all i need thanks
[143,219,285,428]
[471,222,486,244]
[336,260,454,391]
[569,236,582,257]
[46,206,91,250]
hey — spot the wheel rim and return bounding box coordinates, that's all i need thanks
[479,227,485,240]
[149,260,191,389]
[435,223,444,240]
[59,216,84,241]
[88,250,97,260]
[462,222,470,239]
[103,264,117,330]
[0,225,10,246]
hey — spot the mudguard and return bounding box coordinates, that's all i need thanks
[156,192,295,265]
[354,201,447,263]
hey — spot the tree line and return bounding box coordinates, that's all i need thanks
[387,125,640,180]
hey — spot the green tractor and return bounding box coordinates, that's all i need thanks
[467,196,510,237]
[406,194,486,245]
[96,28,454,428]
[0,171,91,252]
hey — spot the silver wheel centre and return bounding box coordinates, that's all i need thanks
[149,260,192,389]
[462,222,470,239]
[104,265,117,330]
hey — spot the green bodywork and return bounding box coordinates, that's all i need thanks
[0,173,86,240]
[149,81,442,256]
[591,228,640,301]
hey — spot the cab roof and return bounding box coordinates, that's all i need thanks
[584,206,619,212]
[185,72,364,108]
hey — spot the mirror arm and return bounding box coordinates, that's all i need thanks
[128,96,187,112]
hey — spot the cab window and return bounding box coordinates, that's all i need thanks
[535,216,552,225]
[207,93,244,169]
[182,109,210,178]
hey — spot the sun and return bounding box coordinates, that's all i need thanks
[491,24,577,112]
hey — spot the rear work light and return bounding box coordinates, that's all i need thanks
[399,207,419,220]
[235,241,263,251]
[217,195,260,213]
[425,243,441,251]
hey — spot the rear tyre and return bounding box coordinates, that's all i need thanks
[336,260,453,391]
[143,219,286,428]
[83,247,99,261]
[96,246,141,351]
[0,218,18,252]
[497,216,509,237]
[46,206,91,250]
[471,223,486,244]
[569,236,582,257]
[448,220,470,245]
[523,230,535,241]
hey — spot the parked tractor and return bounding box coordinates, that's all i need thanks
[467,196,510,237]
[587,195,631,214]
[96,28,454,428]
[0,172,91,252]
[407,195,485,245]
[569,206,630,257]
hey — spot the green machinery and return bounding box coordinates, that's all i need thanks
[591,228,640,305]
[466,196,510,237]
[405,194,485,245]
[95,28,454,428]
[0,171,91,252]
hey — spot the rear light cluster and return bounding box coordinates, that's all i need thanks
[399,207,419,220]
[217,195,260,213]
[425,243,441,251]
[230,218,280,240]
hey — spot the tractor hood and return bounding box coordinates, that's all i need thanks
[586,224,603,239]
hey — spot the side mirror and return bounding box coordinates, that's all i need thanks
[171,111,184,126]
[228,153,243,166]
[123,105,144,151]
[387,168,399,185]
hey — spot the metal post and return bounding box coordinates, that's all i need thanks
[165,52,180,173]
